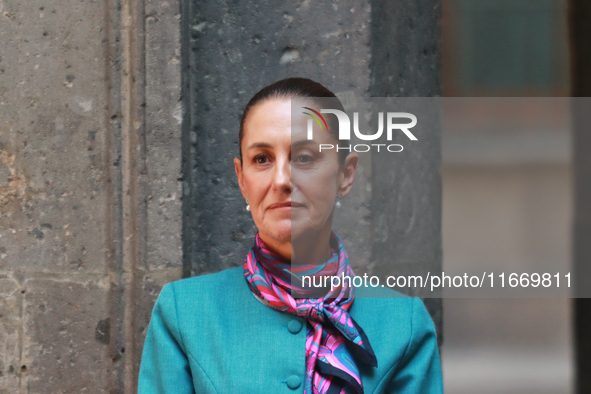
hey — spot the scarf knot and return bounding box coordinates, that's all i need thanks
[302,301,325,322]
[243,232,377,394]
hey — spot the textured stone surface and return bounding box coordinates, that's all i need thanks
[145,0,183,273]
[24,279,109,393]
[0,0,108,275]
[134,0,184,388]
[368,0,442,339]
[0,0,114,390]
[0,279,21,393]
[369,0,441,97]
[0,0,184,390]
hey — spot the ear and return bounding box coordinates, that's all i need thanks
[234,157,248,200]
[338,153,358,197]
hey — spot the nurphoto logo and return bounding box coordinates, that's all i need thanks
[303,107,418,153]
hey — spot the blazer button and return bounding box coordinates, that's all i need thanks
[286,375,301,390]
[287,320,302,334]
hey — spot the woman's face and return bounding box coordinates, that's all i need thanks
[234,97,357,253]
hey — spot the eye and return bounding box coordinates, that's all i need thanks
[294,153,314,164]
[253,153,269,164]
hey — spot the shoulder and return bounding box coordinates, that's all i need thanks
[155,266,251,316]
[162,266,246,301]
[349,286,436,359]
[166,266,245,295]
[156,265,259,320]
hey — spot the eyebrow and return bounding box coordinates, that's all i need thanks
[247,140,318,150]
[292,140,318,148]
[246,142,273,150]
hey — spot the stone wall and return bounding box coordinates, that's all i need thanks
[0,0,182,391]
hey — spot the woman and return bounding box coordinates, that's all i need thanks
[138,78,443,393]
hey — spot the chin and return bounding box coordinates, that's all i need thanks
[290,218,326,241]
[266,222,292,242]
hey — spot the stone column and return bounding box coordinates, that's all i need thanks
[368,0,442,342]
[105,0,184,391]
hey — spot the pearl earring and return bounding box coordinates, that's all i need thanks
[246,199,250,212]
[335,193,342,208]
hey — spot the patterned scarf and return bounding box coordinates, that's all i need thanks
[243,232,377,394]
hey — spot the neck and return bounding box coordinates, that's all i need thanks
[291,230,332,265]
[258,233,292,260]
[258,222,334,265]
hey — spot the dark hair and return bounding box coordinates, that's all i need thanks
[239,77,348,164]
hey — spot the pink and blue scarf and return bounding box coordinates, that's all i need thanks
[243,232,377,394]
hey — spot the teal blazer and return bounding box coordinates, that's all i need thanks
[138,267,443,393]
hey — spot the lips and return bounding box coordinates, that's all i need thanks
[267,201,303,209]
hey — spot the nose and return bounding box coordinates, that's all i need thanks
[272,156,292,193]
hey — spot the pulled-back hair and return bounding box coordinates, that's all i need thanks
[239,77,348,164]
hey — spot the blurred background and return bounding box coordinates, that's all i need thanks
[441,0,573,392]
